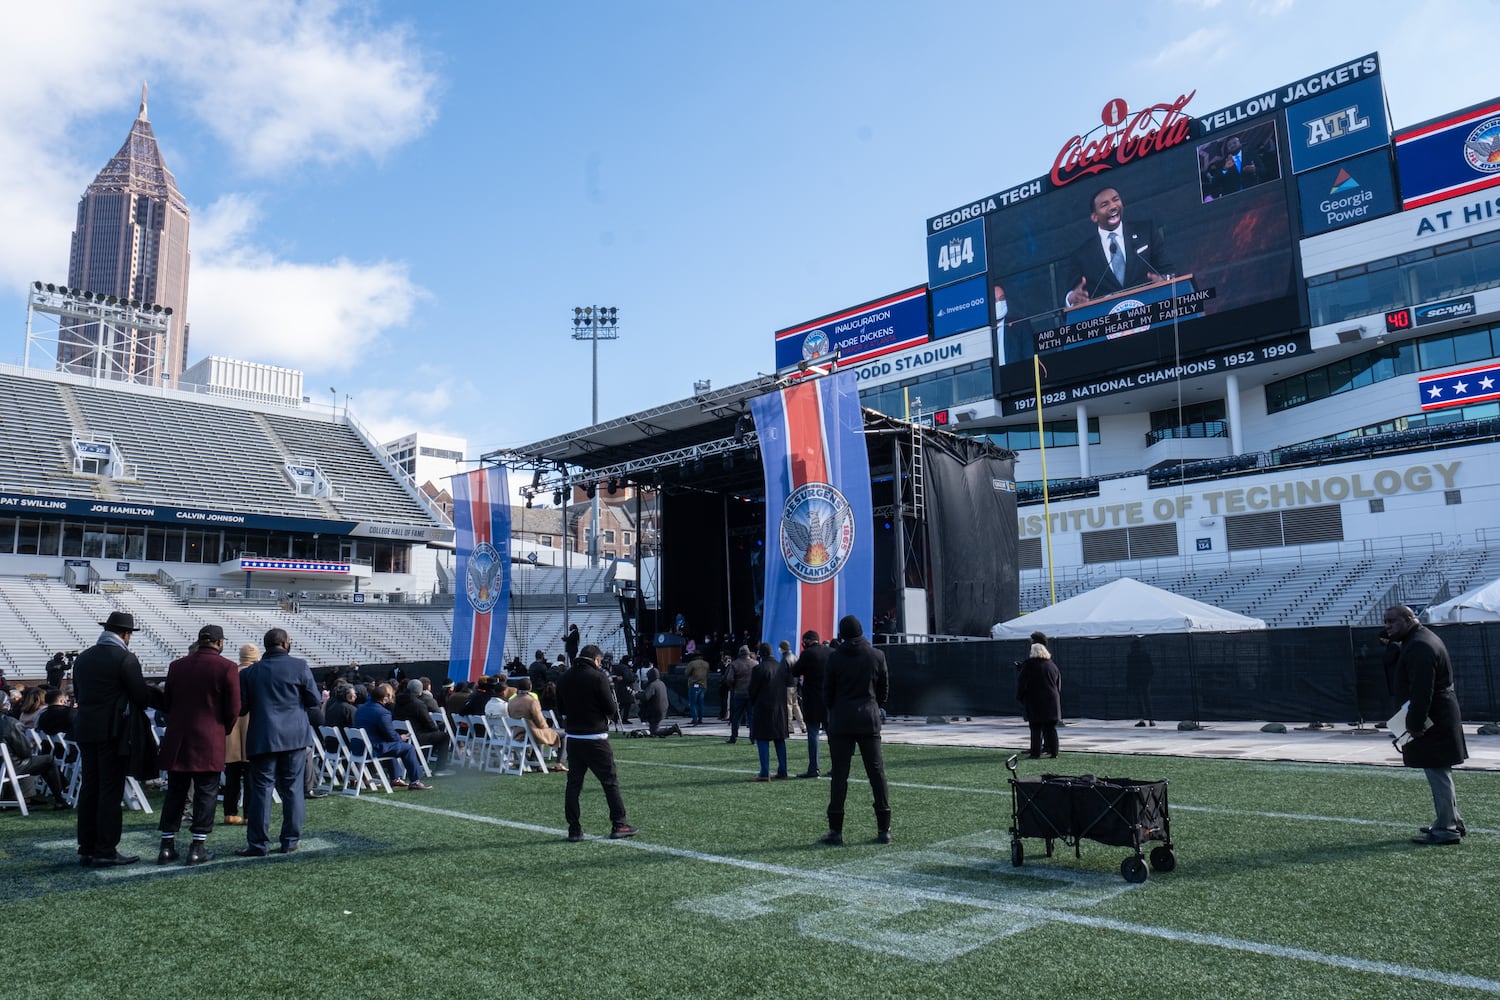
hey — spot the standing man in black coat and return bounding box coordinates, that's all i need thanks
[795,630,830,779]
[236,628,320,857]
[73,611,158,867]
[1383,606,1469,845]
[557,644,636,842]
[1017,641,1063,759]
[819,615,891,846]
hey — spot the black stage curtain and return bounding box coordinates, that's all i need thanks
[922,432,1019,636]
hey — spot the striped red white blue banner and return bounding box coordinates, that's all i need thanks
[449,465,510,683]
[1417,361,1500,411]
[750,371,872,648]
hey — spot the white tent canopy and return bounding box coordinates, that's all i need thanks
[1424,577,1500,623]
[992,577,1267,639]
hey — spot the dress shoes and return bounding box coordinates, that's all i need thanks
[391,778,409,787]
[235,846,270,858]
[818,832,844,847]
[795,770,820,779]
[157,839,179,864]
[186,842,214,865]
[773,773,789,780]
[566,829,584,843]
[88,853,140,867]
[1411,832,1460,846]
[609,824,638,839]
[278,844,298,855]
[223,815,246,825]
[1135,721,1147,727]
[876,830,894,845]
[1420,821,1467,838]
[305,789,330,799]
[407,780,432,791]
[724,738,737,744]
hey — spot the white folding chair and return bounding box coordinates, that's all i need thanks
[450,715,476,766]
[343,727,395,796]
[473,714,508,773]
[431,711,459,766]
[316,726,350,793]
[57,736,83,804]
[0,743,30,815]
[502,713,549,775]
[393,720,433,778]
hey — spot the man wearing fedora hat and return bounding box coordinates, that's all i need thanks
[72,611,159,867]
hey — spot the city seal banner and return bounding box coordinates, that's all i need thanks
[750,371,872,645]
[449,465,510,684]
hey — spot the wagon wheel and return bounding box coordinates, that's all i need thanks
[1149,845,1177,873]
[1011,838,1024,867]
[1121,855,1149,883]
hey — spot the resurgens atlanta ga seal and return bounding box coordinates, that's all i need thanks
[465,540,504,614]
[780,482,855,584]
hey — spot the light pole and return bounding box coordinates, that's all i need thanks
[571,305,619,565]
[329,386,338,419]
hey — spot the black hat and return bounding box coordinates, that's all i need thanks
[837,614,864,640]
[99,611,137,632]
[197,624,225,644]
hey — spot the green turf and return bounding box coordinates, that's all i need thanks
[3,738,1497,999]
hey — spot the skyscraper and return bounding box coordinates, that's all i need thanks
[62,83,190,383]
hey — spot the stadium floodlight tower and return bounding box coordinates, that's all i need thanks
[25,281,174,386]
[570,305,619,564]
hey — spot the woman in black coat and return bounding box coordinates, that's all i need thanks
[1016,642,1062,759]
[748,643,790,780]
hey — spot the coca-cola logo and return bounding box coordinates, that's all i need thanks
[1051,93,1197,187]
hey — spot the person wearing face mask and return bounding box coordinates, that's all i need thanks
[1382,605,1468,846]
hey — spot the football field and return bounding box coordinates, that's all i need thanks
[3,736,1497,999]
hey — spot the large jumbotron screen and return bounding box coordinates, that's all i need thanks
[926,54,1389,414]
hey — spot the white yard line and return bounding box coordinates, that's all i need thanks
[363,796,1500,993]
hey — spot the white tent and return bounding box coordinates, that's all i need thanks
[992,577,1267,639]
[1424,577,1500,623]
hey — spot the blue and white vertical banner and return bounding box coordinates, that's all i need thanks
[750,370,872,648]
[449,465,510,684]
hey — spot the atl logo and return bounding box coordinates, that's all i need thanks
[1304,105,1369,146]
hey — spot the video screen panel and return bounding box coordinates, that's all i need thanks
[928,55,1386,404]
[982,118,1300,394]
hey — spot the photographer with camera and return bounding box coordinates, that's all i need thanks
[46,652,73,692]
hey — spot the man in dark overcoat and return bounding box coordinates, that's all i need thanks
[1383,605,1469,845]
[820,615,891,846]
[237,627,320,857]
[156,624,240,865]
[795,630,830,778]
[72,611,159,867]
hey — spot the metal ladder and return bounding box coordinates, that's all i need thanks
[910,426,925,517]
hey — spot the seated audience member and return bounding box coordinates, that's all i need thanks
[36,689,75,737]
[394,679,452,770]
[17,686,47,729]
[446,681,470,716]
[324,682,358,732]
[6,685,23,717]
[505,677,565,767]
[0,711,71,808]
[483,680,512,722]
[463,677,496,717]
[353,684,431,791]
[417,678,442,715]
[637,669,669,736]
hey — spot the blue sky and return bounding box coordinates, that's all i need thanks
[2,0,1498,465]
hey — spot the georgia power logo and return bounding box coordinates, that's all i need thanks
[465,540,503,614]
[801,328,830,361]
[779,482,854,583]
[1464,117,1500,174]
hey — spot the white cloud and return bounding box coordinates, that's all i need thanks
[340,373,478,451]
[0,0,437,294]
[188,194,425,370]
[1147,27,1231,68]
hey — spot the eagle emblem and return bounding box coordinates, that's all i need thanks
[779,482,855,584]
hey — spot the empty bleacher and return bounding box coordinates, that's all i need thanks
[0,367,441,529]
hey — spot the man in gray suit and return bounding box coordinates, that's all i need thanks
[237,628,320,857]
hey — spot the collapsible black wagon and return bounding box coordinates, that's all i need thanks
[1005,753,1177,883]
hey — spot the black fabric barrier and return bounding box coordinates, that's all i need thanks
[923,433,1019,636]
[882,623,1500,723]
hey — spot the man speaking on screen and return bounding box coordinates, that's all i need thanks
[1063,186,1171,307]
